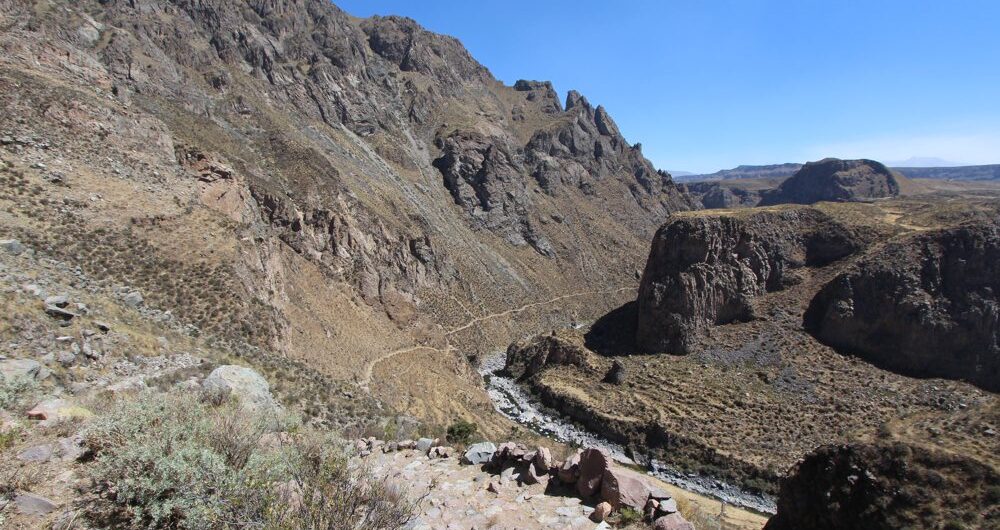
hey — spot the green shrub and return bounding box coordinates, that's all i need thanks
[615,506,642,526]
[0,375,37,411]
[445,419,477,445]
[83,393,414,529]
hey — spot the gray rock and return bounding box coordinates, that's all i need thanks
[56,351,76,367]
[44,295,69,307]
[94,321,111,332]
[202,365,279,411]
[17,444,54,462]
[0,239,24,255]
[462,442,497,465]
[44,304,77,320]
[1,358,42,381]
[416,437,434,453]
[15,493,58,516]
[123,290,144,307]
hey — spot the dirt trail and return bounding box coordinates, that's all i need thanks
[359,287,634,391]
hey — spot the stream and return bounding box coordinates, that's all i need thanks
[479,351,778,515]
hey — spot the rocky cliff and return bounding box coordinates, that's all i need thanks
[804,219,1000,391]
[764,442,1000,530]
[636,208,867,353]
[759,158,902,205]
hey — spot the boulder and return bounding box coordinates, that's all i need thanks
[0,358,42,381]
[591,501,612,523]
[603,360,625,384]
[558,451,581,483]
[533,446,552,473]
[653,513,695,530]
[202,365,279,411]
[416,437,434,453]
[463,441,497,465]
[429,446,453,458]
[576,447,611,497]
[44,295,69,307]
[123,290,144,307]
[17,444,54,462]
[600,466,652,510]
[44,304,77,320]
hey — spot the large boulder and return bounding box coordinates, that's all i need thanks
[804,220,1000,391]
[637,208,866,353]
[759,158,903,205]
[576,447,611,497]
[463,442,497,465]
[202,365,279,411]
[600,466,652,510]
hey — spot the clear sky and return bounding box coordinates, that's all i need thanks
[336,1,1000,173]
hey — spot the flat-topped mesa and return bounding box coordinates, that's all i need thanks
[636,208,867,354]
[759,158,903,205]
[804,218,1000,391]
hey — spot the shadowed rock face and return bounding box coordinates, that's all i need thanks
[636,208,865,354]
[804,219,1000,391]
[764,442,1000,530]
[760,158,902,205]
[504,332,593,380]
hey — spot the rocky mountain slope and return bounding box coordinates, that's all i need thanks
[758,158,903,205]
[674,164,802,183]
[0,0,694,433]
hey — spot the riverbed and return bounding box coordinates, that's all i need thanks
[479,351,778,515]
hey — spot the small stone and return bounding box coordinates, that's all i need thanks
[56,351,76,367]
[486,481,500,493]
[591,501,612,522]
[0,239,24,255]
[15,493,58,516]
[657,498,678,515]
[94,321,111,332]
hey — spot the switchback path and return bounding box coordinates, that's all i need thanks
[359,286,634,391]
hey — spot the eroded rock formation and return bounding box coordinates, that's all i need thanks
[805,219,1000,391]
[636,208,866,353]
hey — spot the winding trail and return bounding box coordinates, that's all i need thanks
[359,286,633,391]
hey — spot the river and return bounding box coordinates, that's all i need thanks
[479,351,778,515]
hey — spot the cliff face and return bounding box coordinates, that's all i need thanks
[760,158,902,205]
[636,208,865,353]
[764,442,1000,530]
[804,219,1000,391]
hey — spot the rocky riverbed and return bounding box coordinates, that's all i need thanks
[479,351,778,514]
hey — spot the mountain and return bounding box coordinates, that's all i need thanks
[893,164,1000,180]
[674,163,802,182]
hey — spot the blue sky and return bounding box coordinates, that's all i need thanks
[337,1,1000,173]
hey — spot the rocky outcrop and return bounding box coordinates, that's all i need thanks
[764,442,999,530]
[433,131,554,256]
[504,332,594,380]
[804,220,1000,391]
[637,208,866,353]
[759,158,902,205]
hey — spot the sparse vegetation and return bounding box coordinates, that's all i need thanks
[445,419,478,445]
[82,393,415,529]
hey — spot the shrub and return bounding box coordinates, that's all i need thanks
[83,393,415,529]
[445,419,477,445]
[0,375,37,411]
[615,506,642,526]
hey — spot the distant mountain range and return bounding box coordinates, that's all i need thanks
[676,162,1000,182]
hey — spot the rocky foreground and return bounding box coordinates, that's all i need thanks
[357,437,698,530]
